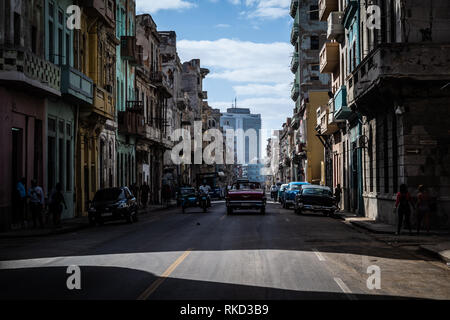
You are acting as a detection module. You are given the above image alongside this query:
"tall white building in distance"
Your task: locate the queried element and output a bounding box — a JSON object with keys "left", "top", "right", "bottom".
{"left": 220, "top": 107, "right": 264, "bottom": 183}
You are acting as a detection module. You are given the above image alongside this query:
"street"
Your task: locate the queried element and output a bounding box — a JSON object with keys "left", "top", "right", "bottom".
{"left": 1, "top": 200, "right": 449, "bottom": 300}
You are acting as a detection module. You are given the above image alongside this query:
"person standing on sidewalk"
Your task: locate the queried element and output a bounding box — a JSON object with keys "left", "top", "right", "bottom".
{"left": 394, "top": 184, "right": 414, "bottom": 235}
{"left": 334, "top": 184, "right": 342, "bottom": 211}
{"left": 416, "top": 185, "right": 431, "bottom": 235}
{"left": 49, "top": 183, "right": 67, "bottom": 227}
{"left": 28, "top": 180, "right": 45, "bottom": 229}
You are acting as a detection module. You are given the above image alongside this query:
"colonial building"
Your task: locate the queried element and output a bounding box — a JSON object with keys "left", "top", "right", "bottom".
{"left": 290, "top": 0, "right": 331, "bottom": 184}
{"left": 73, "top": 1, "right": 117, "bottom": 216}
{"left": 318, "top": 0, "right": 450, "bottom": 227}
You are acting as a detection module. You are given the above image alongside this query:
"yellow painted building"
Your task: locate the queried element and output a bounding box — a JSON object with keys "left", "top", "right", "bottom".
{"left": 303, "top": 90, "right": 328, "bottom": 185}
{"left": 74, "top": 5, "right": 117, "bottom": 215}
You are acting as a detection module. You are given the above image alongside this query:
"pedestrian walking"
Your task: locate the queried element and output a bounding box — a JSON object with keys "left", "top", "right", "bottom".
{"left": 28, "top": 180, "right": 45, "bottom": 228}
{"left": 334, "top": 184, "right": 342, "bottom": 211}
{"left": 141, "top": 181, "right": 150, "bottom": 208}
{"left": 15, "top": 177, "right": 27, "bottom": 227}
{"left": 394, "top": 184, "right": 414, "bottom": 235}
{"left": 416, "top": 185, "right": 431, "bottom": 235}
{"left": 49, "top": 183, "right": 67, "bottom": 227}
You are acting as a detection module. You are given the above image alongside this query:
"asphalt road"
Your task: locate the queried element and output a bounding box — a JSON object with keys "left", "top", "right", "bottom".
{"left": 1, "top": 200, "right": 449, "bottom": 300}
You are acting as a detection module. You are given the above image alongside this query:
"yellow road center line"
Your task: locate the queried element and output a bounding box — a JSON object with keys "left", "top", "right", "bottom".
{"left": 137, "top": 248, "right": 192, "bottom": 300}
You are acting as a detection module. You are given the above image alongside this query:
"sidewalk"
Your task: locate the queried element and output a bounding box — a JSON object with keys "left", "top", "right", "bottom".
{"left": 0, "top": 200, "right": 176, "bottom": 239}
{"left": 336, "top": 211, "right": 450, "bottom": 264}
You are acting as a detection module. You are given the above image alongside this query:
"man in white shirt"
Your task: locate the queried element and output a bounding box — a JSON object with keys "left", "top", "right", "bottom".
{"left": 28, "top": 180, "right": 45, "bottom": 228}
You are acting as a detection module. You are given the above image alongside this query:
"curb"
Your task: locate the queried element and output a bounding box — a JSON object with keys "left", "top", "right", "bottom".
{"left": 0, "top": 223, "right": 88, "bottom": 239}
{"left": 419, "top": 245, "right": 450, "bottom": 264}
{"left": 0, "top": 204, "right": 177, "bottom": 239}
{"left": 349, "top": 221, "right": 396, "bottom": 235}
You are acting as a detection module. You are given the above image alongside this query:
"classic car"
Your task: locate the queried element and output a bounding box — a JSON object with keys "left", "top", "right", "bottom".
{"left": 283, "top": 182, "right": 310, "bottom": 208}
{"left": 88, "top": 187, "right": 139, "bottom": 225}
{"left": 278, "top": 184, "right": 289, "bottom": 204}
{"left": 226, "top": 179, "right": 266, "bottom": 215}
{"left": 294, "top": 185, "right": 337, "bottom": 216}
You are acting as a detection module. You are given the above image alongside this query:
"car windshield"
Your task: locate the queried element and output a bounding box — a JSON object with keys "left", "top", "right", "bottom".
{"left": 232, "top": 182, "right": 260, "bottom": 190}
{"left": 93, "top": 188, "right": 123, "bottom": 202}
{"left": 290, "top": 184, "right": 303, "bottom": 190}
{"left": 302, "top": 188, "right": 332, "bottom": 196}
{"left": 180, "top": 188, "right": 196, "bottom": 195}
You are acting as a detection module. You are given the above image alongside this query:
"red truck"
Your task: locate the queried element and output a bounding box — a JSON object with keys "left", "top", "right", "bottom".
{"left": 225, "top": 179, "right": 267, "bottom": 215}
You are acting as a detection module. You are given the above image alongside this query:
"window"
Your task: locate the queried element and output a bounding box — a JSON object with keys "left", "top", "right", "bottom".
{"left": 310, "top": 5, "right": 319, "bottom": 20}
{"left": 31, "top": 26, "right": 37, "bottom": 54}
{"left": 14, "top": 13, "right": 21, "bottom": 46}
{"left": 66, "top": 140, "right": 71, "bottom": 191}
{"left": 310, "top": 36, "right": 319, "bottom": 50}
{"left": 49, "top": 21, "right": 54, "bottom": 63}
{"left": 311, "top": 64, "right": 320, "bottom": 72}
{"left": 66, "top": 34, "right": 70, "bottom": 66}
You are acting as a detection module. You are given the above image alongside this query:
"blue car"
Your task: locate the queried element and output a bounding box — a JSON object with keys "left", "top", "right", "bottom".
{"left": 283, "top": 182, "right": 310, "bottom": 209}
{"left": 278, "top": 184, "right": 289, "bottom": 204}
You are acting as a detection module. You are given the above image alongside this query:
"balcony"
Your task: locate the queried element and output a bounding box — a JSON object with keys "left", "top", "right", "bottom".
{"left": 319, "top": 42, "right": 339, "bottom": 73}
{"left": 325, "top": 99, "right": 342, "bottom": 134}
{"left": 290, "top": 23, "right": 299, "bottom": 46}
{"left": 61, "top": 65, "right": 93, "bottom": 105}
{"left": 319, "top": 0, "right": 338, "bottom": 21}
{"left": 334, "top": 86, "right": 352, "bottom": 120}
{"left": 120, "top": 36, "right": 142, "bottom": 66}
{"left": 290, "top": 0, "right": 299, "bottom": 18}
{"left": 351, "top": 43, "right": 450, "bottom": 105}
{"left": 82, "top": 0, "right": 115, "bottom": 28}
{"left": 290, "top": 53, "right": 299, "bottom": 73}
{"left": 118, "top": 106, "right": 145, "bottom": 137}
{"left": 327, "top": 12, "right": 344, "bottom": 41}
{"left": 151, "top": 71, "right": 173, "bottom": 97}
{"left": 93, "top": 86, "right": 115, "bottom": 120}
{"left": 291, "top": 83, "right": 300, "bottom": 102}
{"left": 0, "top": 47, "right": 60, "bottom": 96}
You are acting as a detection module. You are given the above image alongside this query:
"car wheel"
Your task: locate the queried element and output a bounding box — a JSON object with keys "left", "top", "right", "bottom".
{"left": 296, "top": 208, "right": 302, "bottom": 215}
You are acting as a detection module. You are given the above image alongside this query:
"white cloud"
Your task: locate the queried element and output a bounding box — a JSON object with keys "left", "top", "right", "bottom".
{"left": 177, "top": 38, "right": 292, "bottom": 83}
{"left": 231, "top": 0, "right": 291, "bottom": 20}
{"left": 215, "top": 24, "right": 231, "bottom": 28}
{"left": 135, "top": 0, "right": 195, "bottom": 14}
{"left": 177, "top": 38, "right": 294, "bottom": 133}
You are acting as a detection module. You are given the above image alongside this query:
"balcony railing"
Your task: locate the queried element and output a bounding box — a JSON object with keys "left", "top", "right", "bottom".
{"left": 351, "top": 43, "right": 450, "bottom": 104}
{"left": 120, "top": 36, "right": 142, "bottom": 65}
{"left": 334, "top": 86, "right": 352, "bottom": 120}
{"left": 290, "top": 0, "right": 299, "bottom": 18}
{"left": 151, "top": 71, "right": 173, "bottom": 96}
{"left": 61, "top": 65, "right": 93, "bottom": 105}
{"left": 81, "top": 0, "right": 115, "bottom": 28}
{"left": 327, "top": 11, "right": 344, "bottom": 40}
{"left": 290, "top": 53, "right": 299, "bottom": 73}
{"left": 291, "top": 83, "right": 299, "bottom": 102}
{"left": 118, "top": 108, "right": 145, "bottom": 137}
{"left": 290, "top": 23, "right": 299, "bottom": 45}
{"left": 0, "top": 47, "right": 60, "bottom": 95}
{"left": 319, "top": 42, "right": 339, "bottom": 73}
{"left": 93, "top": 86, "right": 115, "bottom": 120}
{"left": 319, "top": 0, "right": 339, "bottom": 22}
{"left": 125, "top": 100, "right": 144, "bottom": 113}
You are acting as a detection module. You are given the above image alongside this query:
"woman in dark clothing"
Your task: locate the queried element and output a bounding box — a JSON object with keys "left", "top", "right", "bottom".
{"left": 50, "top": 183, "right": 67, "bottom": 227}
{"left": 394, "top": 184, "right": 414, "bottom": 235}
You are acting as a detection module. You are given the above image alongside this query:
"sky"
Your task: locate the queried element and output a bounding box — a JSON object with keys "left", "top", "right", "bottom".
{"left": 136, "top": 0, "right": 295, "bottom": 147}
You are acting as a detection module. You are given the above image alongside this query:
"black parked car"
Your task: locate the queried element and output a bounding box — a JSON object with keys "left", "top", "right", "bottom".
{"left": 294, "top": 185, "right": 337, "bottom": 216}
{"left": 88, "top": 187, "right": 139, "bottom": 225}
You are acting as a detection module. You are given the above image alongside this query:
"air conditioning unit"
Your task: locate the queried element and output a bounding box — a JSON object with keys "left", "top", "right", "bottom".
{"left": 327, "top": 12, "right": 344, "bottom": 41}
